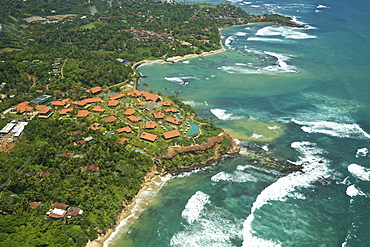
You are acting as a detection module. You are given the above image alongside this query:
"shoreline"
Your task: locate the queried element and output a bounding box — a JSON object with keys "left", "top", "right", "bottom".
{"left": 85, "top": 166, "right": 170, "bottom": 247}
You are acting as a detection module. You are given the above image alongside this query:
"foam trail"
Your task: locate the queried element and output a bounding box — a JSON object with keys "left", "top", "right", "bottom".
{"left": 242, "top": 141, "right": 329, "bottom": 247}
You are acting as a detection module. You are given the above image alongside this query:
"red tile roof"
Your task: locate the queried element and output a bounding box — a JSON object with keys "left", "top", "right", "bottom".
{"left": 89, "top": 123, "right": 101, "bottom": 130}
{"left": 123, "top": 108, "right": 136, "bottom": 115}
{"left": 127, "top": 116, "right": 142, "bottom": 122}
{"left": 15, "top": 102, "right": 33, "bottom": 114}
{"left": 161, "top": 101, "right": 171, "bottom": 106}
{"left": 109, "top": 93, "right": 125, "bottom": 100}
{"left": 140, "top": 132, "right": 158, "bottom": 142}
{"left": 91, "top": 106, "right": 106, "bottom": 112}
{"left": 166, "top": 117, "right": 181, "bottom": 125}
{"left": 164, "top": 108, "right": 179, "bottom": 113}
{"left": 35, "top": 105, "right": 52, "bottom": 115}
{"left": 126, "top": 89, "right": 142, "bottom": 97}
{"left": 35, "top": 90, "right": 44, "bottom": 93}
{"left": 51, "top": 101, "right": 66, "bottom": 107}
{"left": 139, "top": 101, "right": 148, "bottom": 105}
{"left": 142, "top": 91, "right": 159, "bottom": 101}
{"left": 153, "top": 112, "right": 164, "bottom": 119}
{"left": 59, "top": 108, "right": 73, "bottom": 115}
{"left": 108, "top": 100, "right": 119, "bottom": 107}
{"left": 116, "top": 126, "right": 133, "bottom": 133}
{"left": 145, "top": 121, "right": 157, "bottom": 129}
{"left": 77, "top": 110, "right": 89, "bottom": 117}
{"left": 85, "top": 86, "right": 102, "bottom": 94}
{"left": 163, "top": 129, "right": 181, "bottom": 139}
{"left": 102, "top": 116, "right": 117, "bottom": 123}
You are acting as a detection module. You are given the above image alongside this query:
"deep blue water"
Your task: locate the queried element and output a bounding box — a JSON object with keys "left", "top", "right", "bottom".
{"left": 107, "top": 0, "right": 370, "bottom": 246}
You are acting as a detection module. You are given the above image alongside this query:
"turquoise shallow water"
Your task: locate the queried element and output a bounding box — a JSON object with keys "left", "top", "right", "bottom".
{"left": 108, "top": 0, "right": 370, "bottom": 246}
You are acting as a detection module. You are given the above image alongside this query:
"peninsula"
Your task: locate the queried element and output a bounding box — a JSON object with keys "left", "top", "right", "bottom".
{"left": 0, "top": 0, "right": 303, "bottom": 246}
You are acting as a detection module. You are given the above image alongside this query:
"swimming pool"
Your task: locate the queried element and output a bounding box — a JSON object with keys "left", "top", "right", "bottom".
{"left": 186, "top": 122, "right": 199, "bottom": 137}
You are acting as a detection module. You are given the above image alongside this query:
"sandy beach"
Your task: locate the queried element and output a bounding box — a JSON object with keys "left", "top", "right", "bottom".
{"left": 133, "top": 46, "right": 227, "bottom": 69}
{"left": 86, "top": 165, "right": 169, "bottom": 247}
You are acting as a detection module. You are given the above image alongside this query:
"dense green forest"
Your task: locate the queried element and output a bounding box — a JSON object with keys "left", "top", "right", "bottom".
{"left": 0, "top": 0, "right": 301, "bottom": 245}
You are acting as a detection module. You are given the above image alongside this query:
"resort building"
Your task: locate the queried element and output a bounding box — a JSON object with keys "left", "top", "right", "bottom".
{"left": 153, "top": 112, "right": 164, "bottom": 119}
{"left": 109, "top": 93, "right": 125, "bottom": 100}
{"left": 140, "top": 132, "right": 158, "bottom": 142}
{"left": 108, "top": 100, "right": 119, "bottom": 107}
{"left": 127, "top": 116, "right": 142, "bottom": 122}
{"left": 116, "top": 126, "right": 133, "bottom": 133}
{"left": 91, "top": 106, "right": 106, "bottom": 112}
{"left": 123, "top": 108, "right": 136, "bottom": 115}
{"left": 145, "top": 121, "right": 157, "bottom": 129}
{"left": 163, "top": 129, "right": 181, "bottom": 140}
{"left": 102, "top": 116, "right": 117, "bottom": 123}
{"left": 166, "top": 116, "right": 181, "bottom": 125}
{"left": 85, "top": 86, "right": 102, "bottom": 94}
{"left": 77, "top": 110, "right": 89, "bottom": 117}
{"left": 59, "top": 108, "right": 73, "bottom": 115}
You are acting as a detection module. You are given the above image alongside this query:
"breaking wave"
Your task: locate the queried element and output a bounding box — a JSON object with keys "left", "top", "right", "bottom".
{"left": 348, "top": 164, "right": 370, "bottom": 181}
{"left": 242, "top": 141, "right": 330, "bottom": 246}
{"left": 292, "top": 119, "right": 370, "bottom": 139}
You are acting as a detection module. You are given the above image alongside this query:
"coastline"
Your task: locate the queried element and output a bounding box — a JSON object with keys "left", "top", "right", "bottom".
{"left": 87, "top": 132, "right": 240, "bottom": 247}
{"left": 86, "top": 166, "right": 170, "bottom": 247}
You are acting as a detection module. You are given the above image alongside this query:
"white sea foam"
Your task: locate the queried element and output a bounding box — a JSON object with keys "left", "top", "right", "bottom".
{"left": 242, "top": 141, "right": 330, "bottom": 247}
{"left": 211, "top": 171, "right": 258, "bottom": 183}
{"left": 219, "top": 65, "right": 261, "bottom": 74}
{"left": 104, "top": 175, "right": 171, "bottom": 247}
{"left": 183, "top": 60, "right": 190, "bottom": 64}
{"left": 235, "top": 31, "right": 248, "bottom": 36}
{"left": 355, "top": 147, "right": 368, "bottom": 158}
{"left": 225, "top": 36, "right": 235, "bottom": 48}
{"left": 346, "top": 185, "right": 367, "bottom": 197}
{"left": 348, "top": 164, "right": 370, "bottom": 181}
{"left": 164, "top": 76, "right": 199, "bottom": 84}
{"left": 292, "top": 119, "right": 370, "bottom": 139}
{"left": 317, "top": 4, "right": 328, "bottom": 9}
{"left": 172, "top": 197, "right": 242, "bottom": 247}
{"left": 210, "top": 108, "right": 233, "bottom": 120}
{"left": 256, "top": 26, "right": 316, "bottom": 39}
{"left": 263, "top": 51, "right": 297, "bottom": 73}
{"left": 182, "top": 191, "right": 210, "bottom": 225}
{"left": 250, "top": 133, "right": 264, "bottom": 139}
{"left": 183, "top": 100, "right": 207, "bottom": 107}
{"left": 247, "top": 37, "right": 286, "bottom": 42}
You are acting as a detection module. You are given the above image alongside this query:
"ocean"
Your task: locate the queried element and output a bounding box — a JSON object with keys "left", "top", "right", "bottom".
{"left": 107, "top": 0, "right": 370, "bottom": 246}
